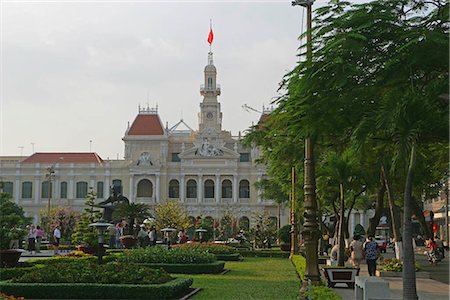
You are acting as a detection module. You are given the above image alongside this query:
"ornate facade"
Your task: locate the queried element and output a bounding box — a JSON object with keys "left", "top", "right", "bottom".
{"left": 0, "top": 51, "right": 289, "bottom": 229}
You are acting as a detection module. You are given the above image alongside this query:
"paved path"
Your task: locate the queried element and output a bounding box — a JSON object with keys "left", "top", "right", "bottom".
{"left": 330, "top": 248, "right": 450, "bottom": 300}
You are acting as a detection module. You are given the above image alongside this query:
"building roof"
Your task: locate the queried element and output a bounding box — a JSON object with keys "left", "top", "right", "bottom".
{"left": 127, "top": 114, "right": 165, "bottom": 136}
{"left": 21, "top": 153, "right": 104, "bottom": 164}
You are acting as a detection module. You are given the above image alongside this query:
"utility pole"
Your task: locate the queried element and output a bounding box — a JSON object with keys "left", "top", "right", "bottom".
{"left": 292, "top": 0, "right": 321, "bottom": 287}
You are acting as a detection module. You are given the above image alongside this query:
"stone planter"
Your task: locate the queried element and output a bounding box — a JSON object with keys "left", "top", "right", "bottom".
{"left": 322, "top": 267, "right": 360, "bottom": 288}
{"left": 279, "top": 243, "right": 291, "bottom": 252}
{"left": 376, "top": 270, "right": 431, "bottom": 278}
{"left": 0, "top": 249, "right": 22, "bottom": 267}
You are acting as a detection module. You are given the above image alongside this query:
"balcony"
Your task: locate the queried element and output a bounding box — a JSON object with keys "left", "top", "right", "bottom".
{"left": 200, "top": 84, "right": 221, "bottom": 95}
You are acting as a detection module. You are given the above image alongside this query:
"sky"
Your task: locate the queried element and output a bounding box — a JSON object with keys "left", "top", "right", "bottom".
{"left": 0, "top": 0, "right": 336, "bottom": 159}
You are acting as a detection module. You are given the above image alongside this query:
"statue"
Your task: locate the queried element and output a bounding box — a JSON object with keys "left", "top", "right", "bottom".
{"left": 98, "top": 185, "right": 129, "bottom": 221}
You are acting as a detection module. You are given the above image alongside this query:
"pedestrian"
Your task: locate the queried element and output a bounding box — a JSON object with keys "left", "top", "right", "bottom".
{"left": 9, "top": 225, "right": 21, "bottom": 249}
{"left": 35, "top": 225, "right": 44, "bottom": 253}
{"left": 149, "top": 226, "right": 156, "bottom": 246}
{"left": 349, "top": 235, "right": 363, "bottom": 268}
{"left": 363, "top": 236, "right": 379, "bottom": 276}
{"left": 137, "top": 225, "right": 148, "bottom": 247}
{"left": 329, "top": 244, "right": 339, "bottom": 266}
{"left": 115, "top": 223, "right": 124, "bottom": 249}
{"left": 434, "top": 236, "right": 445, "bottom": 258}
{"left": 53, "top": 224, "right": 61, "bottom": 255}
{"left": 27, "top": 225, "right": 37, "bottom": 254}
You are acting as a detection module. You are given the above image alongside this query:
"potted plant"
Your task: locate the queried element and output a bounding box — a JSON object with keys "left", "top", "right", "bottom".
{"left": 0, "top": 192, "right": 30, "bottom": 267}
{"left": 71, "top": 191, "right": 102, "bottom": 254}
{"left": 278, "top": 224, "right": 291, "bottom": 252}
{"left": 114, "top": 202, "right": 151, "bottom": 248}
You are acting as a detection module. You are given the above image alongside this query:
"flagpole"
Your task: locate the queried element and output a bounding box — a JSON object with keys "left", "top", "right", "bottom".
{"left": 209, "top": 19, "right": 212, "bottom": 52}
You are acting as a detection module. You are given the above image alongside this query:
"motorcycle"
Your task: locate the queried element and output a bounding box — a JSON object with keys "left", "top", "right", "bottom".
{"left": 425, "top": 248, "right": 444, "bottom": 264}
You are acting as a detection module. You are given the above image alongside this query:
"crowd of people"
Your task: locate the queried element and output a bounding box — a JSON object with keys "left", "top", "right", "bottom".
{"left": 12, "top": 224, "right": 61, "bottom": 255}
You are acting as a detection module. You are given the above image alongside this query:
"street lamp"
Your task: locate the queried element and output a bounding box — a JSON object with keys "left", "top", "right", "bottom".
{"left": 161, "top": 228, "right": 176, "bottom": 249}
{"left": 292, "top": 0, "right": 321, "bottom": 287}
{"left": 45, "top": 166, "right": 55, "bottom": 240}
{"left": 89, "top": 220, "right": 113, "bottom": 264}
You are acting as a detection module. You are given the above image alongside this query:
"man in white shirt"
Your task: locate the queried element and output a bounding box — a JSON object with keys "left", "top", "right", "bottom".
{"left": 53, "top": 224, "right": 61, "bottom": 255}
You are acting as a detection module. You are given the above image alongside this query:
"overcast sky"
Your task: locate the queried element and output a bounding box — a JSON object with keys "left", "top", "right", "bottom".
{"left": 1, "top": 0, "right": 340, "bottom": 159}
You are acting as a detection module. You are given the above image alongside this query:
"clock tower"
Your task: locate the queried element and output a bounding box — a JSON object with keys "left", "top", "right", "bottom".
{"left": 199, "top": 51, "right": 222, "bottom": 133}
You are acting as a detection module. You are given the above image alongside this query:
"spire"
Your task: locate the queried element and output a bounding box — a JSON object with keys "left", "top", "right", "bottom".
{"left": 208, "top": 51, "right": 214, "bottom": 66}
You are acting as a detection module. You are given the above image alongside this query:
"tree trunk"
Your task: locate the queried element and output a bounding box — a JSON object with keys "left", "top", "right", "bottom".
{"left": 337, "top": 183, "right": 346, "bottom": 266}
{"left": 411, "top": 197, "right": 432, "bottom": 240}
{"left": 367, "top": 173, "right": 386, "bottom": 237}
{"left": 381, "top": 163, "right": 402, "bottom": 259}
{"left": 403, "top": 145, "right": 418, "bottom": 300}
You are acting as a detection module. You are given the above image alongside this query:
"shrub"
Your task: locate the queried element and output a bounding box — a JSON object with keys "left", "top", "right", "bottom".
{"left": 238, "top": 250, "right": 289, "bottom": 258}
{"left": 278, "top": 224, "right": 291, "bottom": 244}
{"left": 380, "top": 258, "right": 421, "bottom": 272}
{"left": 118, "top": 246, "right": 216, "bottom": 264}
{"left": 0, "top": 292, "right": 25, "bottom": 300}
{"left": 13, "top": 260, "right": 172, "bottom": 284}
{"left": 171, "top": 242, "right": 237, "bottom": 254}
{"left": 291, "top": 255, "right": 306, "bottom": 281}
{"left": 0, "top": 265, "right": 45, "bottom": 281}
{"left": 310, "top": 286, "right": 343, "bottom": 300}
{"left": 139, "top": 261, "right": 226, "bottom": 274}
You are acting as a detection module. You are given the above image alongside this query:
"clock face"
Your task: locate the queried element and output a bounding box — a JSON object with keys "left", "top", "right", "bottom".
{"left": 206, "top": 112, "right": 214, "bottom": 119}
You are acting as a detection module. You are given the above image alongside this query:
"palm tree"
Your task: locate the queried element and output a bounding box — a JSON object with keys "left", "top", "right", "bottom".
{"left": 113, "top": 202, "right": 151, "bottom": 235}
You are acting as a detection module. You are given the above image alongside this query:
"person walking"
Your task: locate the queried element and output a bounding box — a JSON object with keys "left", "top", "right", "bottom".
{"left": 364, "top": 236, "right": 379, "bottom": 276}
{"left": 149, "top": 226, "right": 156, "bottom": 246}
{"left": 115, "top": 223, "right": 124, "bottom": 249}
{"left": 349, "top": 235, "right": 363, "bottom": 268}
{"left": 53, "top": 224, "right": 61, "bottom": 255}
{"left": 27, "top": 225, "right": 37, "bottom": 254}
{"left": 35, "top": 226, "right": 44, "bottom": 253}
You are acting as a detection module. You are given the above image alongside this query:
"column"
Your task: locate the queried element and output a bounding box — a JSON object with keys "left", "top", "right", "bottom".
{"left": 34, "top": 176, "right": 40, "bottom": 205}
{"left": 129, "top": 175, "right": 134, "bottom": 202}
{"left": 215, "top": 174, "right": 220, "bottom": 203}
{"left": 69, "top": 177, "right": 75, "bottom": 199}
{"left": 233, "top": 175, "right": 238, "bottom": 203}
{"left": 180, "top": 174, "right": 185, "bottom": 203}
{"left": 15, "top": 177, "right": 20, "bottom": 204}
{"left": 257, "top": 174, "right": 262, "bottom": 203}
{"left": 360, "top": 212, "right": 366, "bottom": 229}
{"left": 156, "top": 174, "right": 160, "bottom": 203}
{"left": 197, "top": 174, "right": 203, "bottom": 203}
{"left": 90, "top": 177, "right": 95, "bottom": 191}
{"left": 350, "top": 212, "right": 356, "bottom": 238}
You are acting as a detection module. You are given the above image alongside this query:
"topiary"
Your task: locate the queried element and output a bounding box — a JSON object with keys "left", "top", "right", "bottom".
{"left": 278, "top": 224, "right": 291, "bottom": 244}
{"left": 71, "top": 190, "right": 102, "bottom": 247}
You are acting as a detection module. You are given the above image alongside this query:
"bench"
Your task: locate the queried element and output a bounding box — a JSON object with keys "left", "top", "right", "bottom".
{"left": 355, "top": 276, "right": 390, "bottom": 300}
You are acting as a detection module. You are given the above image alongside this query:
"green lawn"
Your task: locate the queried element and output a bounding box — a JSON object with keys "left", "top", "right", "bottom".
{"left": 176, "top": 257, "right": 299, "bottom": 300}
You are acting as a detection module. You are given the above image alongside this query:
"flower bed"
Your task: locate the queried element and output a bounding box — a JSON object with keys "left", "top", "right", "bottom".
{"left": 380, "top": 258, "right": 421, "bottom": 272}
{"left": 118, "top": 246, "right": 216, "bottom": 264}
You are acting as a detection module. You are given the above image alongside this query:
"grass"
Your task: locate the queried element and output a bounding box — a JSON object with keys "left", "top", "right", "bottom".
{"left": 176, "top": 257, "right": 299, "bottom": 300}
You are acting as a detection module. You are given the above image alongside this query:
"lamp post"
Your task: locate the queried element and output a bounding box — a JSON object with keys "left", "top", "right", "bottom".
{"left": 89, "top": 220, "right": 113, "bottom": 264}
{"left": 45, "top": 166, "right": 55, "bottom": 240}
{"left": 292, "top": 0, "right": 321, "bottom": 287}
{"left": 195, "top": 228, "right": 208, "bottom": 243}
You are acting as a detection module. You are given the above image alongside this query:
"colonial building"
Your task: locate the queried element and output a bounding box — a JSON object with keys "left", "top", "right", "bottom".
{"left": 0, "top": 50, "right": 289, "bottom": 230}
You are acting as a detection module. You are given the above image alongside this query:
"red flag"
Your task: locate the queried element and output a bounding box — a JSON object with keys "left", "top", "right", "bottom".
{"left": 207, "top": 28, "right": 214, "bottom": 45}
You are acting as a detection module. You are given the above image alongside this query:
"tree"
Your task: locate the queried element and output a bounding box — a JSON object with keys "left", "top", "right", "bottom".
{"left": 71, "top": 190, "right": 102, "bottom": 247}
{"left": 0, "top": 192, "right": 31, "bottom": 249}
{"left": 154, "top": 200, "right": 190, "bottom": 232}
{"left": 40, "top": 207, "right": 80, "bottom": 242}
{"left": 113, "top": 202, "right": 151, "bottom": 235}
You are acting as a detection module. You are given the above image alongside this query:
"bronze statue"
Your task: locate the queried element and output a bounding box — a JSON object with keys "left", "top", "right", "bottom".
{"left": 98, "top": 185, "right": 129, "bottom": 221}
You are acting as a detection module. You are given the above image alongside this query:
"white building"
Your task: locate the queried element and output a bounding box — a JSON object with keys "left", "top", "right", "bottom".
{"left": 0, "top": 50, "right": 289, "bottom": 229}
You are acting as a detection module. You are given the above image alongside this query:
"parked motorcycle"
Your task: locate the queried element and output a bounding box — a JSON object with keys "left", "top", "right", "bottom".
{"left": 425, "top": 248, "right": 444, "bottom": 264}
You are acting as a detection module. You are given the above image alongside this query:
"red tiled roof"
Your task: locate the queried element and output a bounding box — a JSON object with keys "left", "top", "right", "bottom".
{"left": 127, "top": 114, "right": 165, "bottom": 135}
{"left": 21, "top": 153, "right": 103, "bottom": 164}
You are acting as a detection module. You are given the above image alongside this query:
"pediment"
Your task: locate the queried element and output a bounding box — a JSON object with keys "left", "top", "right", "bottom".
{"left": 179, "top": 145, "right": 239, "bottom": 160}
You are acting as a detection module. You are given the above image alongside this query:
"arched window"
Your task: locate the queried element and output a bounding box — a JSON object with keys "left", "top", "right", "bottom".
{"left": 76, "top": 181, "right": 88, "bottom": 198}
{"left": 239, "top": 180, "right": 250, "bottom": 198}
{"left": 137, "top": 179, "right": 153, "bottom": 197}
{"left": 60, "top": 182, "right": 67, "bottom": 199}
{"left": 97, "top": 182, "right": 104, "bottom": 198}
{"left": 169, "top": 179, "right": 179, "bottom": 198}
{"left": 207, "top": 77, "right": 212, "bottom": 88}
{"left": 22, "top": 182, "right": 32, "bottom": 199}
{"left": 204, "top": 179, "right": 214, "bottom": 198}
{"left": 3, "top": 182, "right": 13, "bottom": 197}
{"left": 221, "top": 179, "right": 232, "bottom": 198}
{"left": 112, "top": 179, "right": 122, "bottom": 194}
{"left": 186, "top": 179, "right": 197, "bottom": 198}
{"left": 41, "top": 181, "right": 52, "bottom": 198}
{"left": 239, "top": 216, "right": 250, "bottom": 231}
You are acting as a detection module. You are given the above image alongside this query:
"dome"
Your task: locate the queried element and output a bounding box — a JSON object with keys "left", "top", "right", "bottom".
{"left": 204, "top": 64, "right": 216, "bottom": 72}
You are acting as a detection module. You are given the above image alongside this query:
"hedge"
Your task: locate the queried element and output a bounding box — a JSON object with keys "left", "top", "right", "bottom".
{"left": 238, "top": 250, "right": 289, "bottom": 258}
{"left": 0, "top": 264, "right": 45, "bottom": 281}
{"left": 138, "top": 261, "right": 225, "bottom": 274}
{"left": 215, "top": 253, "right": 242, "bottom": 261}
{"left": 0, "top": 277, "right": 193, "bottom": 299}
{"left": 291, "top": 255, "right": 306, "bottom": 281}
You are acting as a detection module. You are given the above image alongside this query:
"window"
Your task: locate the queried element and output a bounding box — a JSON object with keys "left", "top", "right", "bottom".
{"left": 137, "top": 179, "right": 153, "bottom": 197}
{"left": 60, "top": 182, "right": 67, "bottom": 199}
{"left": 3, "top": 182, "right": 13, "bottom": 197}
{"left": 169, "top": 180, "right": 179, "bottom": 198}
{"left": 171, "top": 153, "right": 181, "bottom": 162}
{"left": 41, "top": 181, "right": 53, "bottom": 198}
{"left": 112, "top": 179, "right": 122, "bottom": 194}
{"left": 239, "top": 180, "right": 250, "bottom": 198}
{"left": 239, "top": 153, "right": 250, "bottom": 162}
{"left": 207, "top": 77, "right": 212, "bottom": 88}
{"left": 204, "top": 179, "right": 214, "bottom": 198}
{"left": 76, "top": 182, "right": 88, "bottom": 198}
{"left": 22, "top": 182, "right": 32, "bottom": 199}
{"left": 97, "top": 182, "right": 104, "bottom": 198}
{"left": 221, "top": 180, "right": 232, "bottom": 198}
{"left": 186, "top": 179, "right": 197, "bottom": 198}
